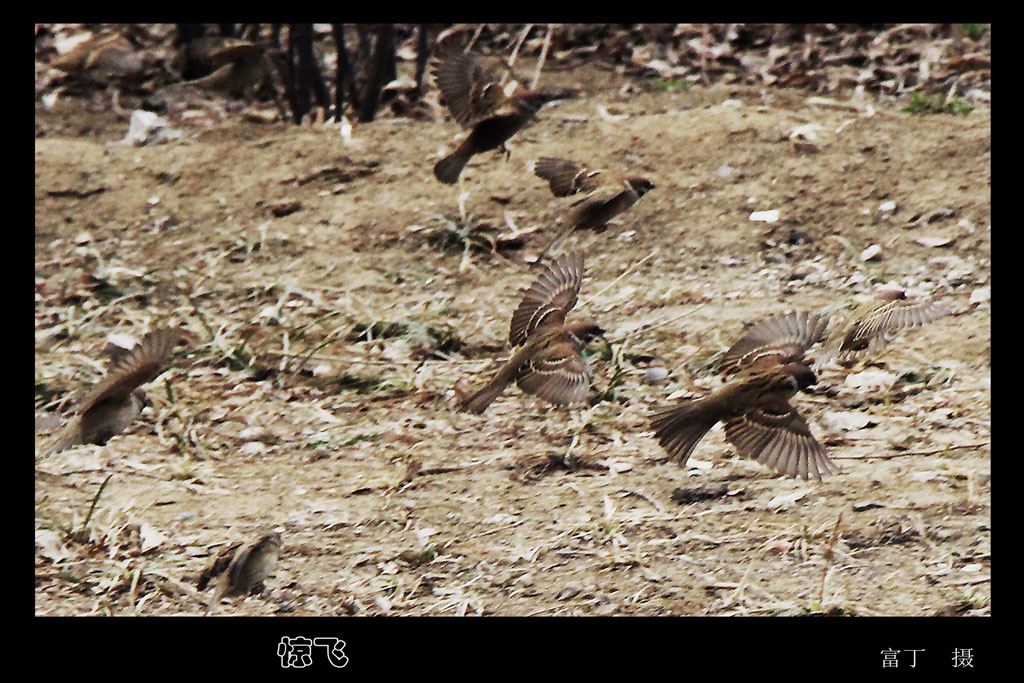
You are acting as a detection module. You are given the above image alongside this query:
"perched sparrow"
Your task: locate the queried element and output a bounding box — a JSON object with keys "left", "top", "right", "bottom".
{"left": 432, "top": 51, "right": 562, "bottom": 184}
{"left": 44, "top": 328, "right": 194, "bottom": 456}
{"left": 818, "top": 289, "right": 950, "bottom": 366}
{"left": 651, "top": 311, "right": 837, "bottom": 480}
{"left": 530, "top": 157, "right": 655, "bottom": 262}
{"left": 460, "top": 251, "right": 604, "bottom": 413}
{"left": 198, "top": 530, "right": 282, "bottom": 606}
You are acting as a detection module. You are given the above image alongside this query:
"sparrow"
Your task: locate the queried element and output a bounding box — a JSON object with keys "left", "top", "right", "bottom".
{"left": 44, "top": 328, "right": 194, "bottom": 456}
{"left": 650, "top": 310, "right": 837, "bottom": 480}
{"left": 460, "top": 251, "right": 604, "bottom": 413}
{"left": 49, "top": 32, "right": 148, "bottom": 87}
{"left": 198, "top": 530, "right": 282, "bottom": 606}
{"left": 432, "top": 51, "right": 563, "bottom": 184}
{"left": 818, "top": 289, "right": 950, "bottom": 366}
{"left": 531, "top": 157, "right": 655, "bottom": 262}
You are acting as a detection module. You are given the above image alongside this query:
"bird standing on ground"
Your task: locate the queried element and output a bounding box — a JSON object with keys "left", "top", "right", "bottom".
{"left": 432, "top": 51, "right": 563, "bottom": 184}
{"left": 650, "top": 310, "right": 837, "bottom": 480}
{"left": 530, "top": 157, "right": 655, "bottom": 263}
{"left": 460, "top": 251, "right": 604, "bottom": 414}
{"left": 43, "top": 327, "right": 194, "bottom": 456}
{"left": 198, "top": 530, "right": 282, "bottom": 607}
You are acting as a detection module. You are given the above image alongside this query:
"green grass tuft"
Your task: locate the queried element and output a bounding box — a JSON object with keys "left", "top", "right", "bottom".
{"left": 902, "top": 92, "right": 974, "bottom": 116}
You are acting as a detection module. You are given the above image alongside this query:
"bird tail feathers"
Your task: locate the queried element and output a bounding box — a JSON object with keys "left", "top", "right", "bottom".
{"left": 650, "top": 401, "right": 719, "bottom": 466}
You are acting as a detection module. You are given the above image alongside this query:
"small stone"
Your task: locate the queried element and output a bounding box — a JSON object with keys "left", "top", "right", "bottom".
{"left": 645, "top": 366, "right": 669, "bottom": 383}
{"left": 750, "top": 209, "right": 780, "bottom": 223}
{"left": 861, "top": 244, "right": 882, "bottom": 261}
{"left": 915, "top": 236, "right": 953, "bottom": 248}
{"left": 786, "top": 229, "right": 813, "bottom": 245}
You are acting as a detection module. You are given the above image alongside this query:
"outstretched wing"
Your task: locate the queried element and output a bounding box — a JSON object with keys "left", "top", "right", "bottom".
{"left": 719, "top": 310, "right": 830, "bottom": 376}
{"left": 820, "top": 297, "right": 949, "bottom": 364}
{"left": 431, "top": 51, "right": 506, "bottom": 127}
{"left": 197, "top": 541, "right": 243, "bottom": 591}
{"left": 76, "top": 328, "right": 191, "bottom": 415}
{"left": 509, "top": 251, "right": 584, "bottom": 346}
{"left": 722, "top": 395, "right": 836, "bottom": 480}
{"left": 515, "top": 336, "right": 590, "bottom": 405}
{"left": 532, "top": 157, "right": 607, "bottom": 197}
{"left": 849, "top": 299, "right": 949, "bottom": 348}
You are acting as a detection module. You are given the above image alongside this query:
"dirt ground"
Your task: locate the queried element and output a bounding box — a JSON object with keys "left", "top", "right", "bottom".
{"left": 34, "top": 62, "right": 990, "bottom": 617}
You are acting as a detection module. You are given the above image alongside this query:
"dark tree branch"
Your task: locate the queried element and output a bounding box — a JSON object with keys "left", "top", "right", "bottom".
{"left": 285, "top": 25, "right": 305, "bottom": 124}
{"left": 415, "top": 24, "right": 430, "bottom": 90}
{"left": 357, "top": 24, "right": 395, "bottom": 122}
{"left": 332, "top": 24, "right": 355, "bottom": 119}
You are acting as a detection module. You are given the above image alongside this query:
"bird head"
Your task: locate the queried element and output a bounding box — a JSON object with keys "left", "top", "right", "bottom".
{"left": 132, "top": 388, "right": 151, "bottom": 409}
{"left": 878, "top": 288, "right": 907, "bottom": 302}
{"left": 781, "top": 362, "right": 818, "bottom": 392}
{"left": 627, "top": 177, "right": 656, "bottom": 197}
{"left": 513, "top": 91, "right": 568, "bottom": 114}
{"left": 567, "top": 322, "right": 605, "bottom": 346}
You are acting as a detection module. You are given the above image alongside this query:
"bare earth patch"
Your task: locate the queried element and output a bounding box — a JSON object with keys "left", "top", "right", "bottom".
{"left": 35, "top": 69, "right": 990, "bottom": 617}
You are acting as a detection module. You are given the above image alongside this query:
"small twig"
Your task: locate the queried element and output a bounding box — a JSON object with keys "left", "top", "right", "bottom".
{"left": 531, "top": 24, "right": 554, "bottom": 91}
{"left": 263, "top": 350, "right": 491, "bottom": 366}
{"left": 79, "top": 473, "right": 114, "bottom": 539}
{"left": 578, "top": 248, "right": 659, "bottom": 309}
{"left": 563, "top": 432, "right": 582, "bottom": 461}
{"left": 286, "top": 326, "right": 351, "bottom": 376}
{"left": 819, "top": 511, "right": 843, "bottom": 607}
{"left": 617, "top": 488, "right": 665, "bottom": 514}
{"left": 418, "top": 464, "right": 474, "bottom": 477}
{"left": 39, "top": 467, "right": 184, "bottom": 483}
{"left": 604, "top": 302, "right": 706, "bottom": 346}
{"left": 177, "top": 285, "right": 217, "bottom": 342}
{"left": 831, "top": 443, "right": 988, "bottom": 460}
{"left": 464, "top": 24, "right": 486, "bottom": 53}
{"left": 506, "top": 24, "right": 534, "bottom": 79}
{"left": 730, "top": 562, "right": 755, "bottom": 607}
{"left": 50, "top": 290, "right": 150, "bottom": 337}
{"left": 461, "top": 520, "right": 523, "bottom": 541}
{"left": 525, "top": 604, "right": 562, "bottom": 616}
{"left": 128, "top": 565, "right": 142, "bottom": 612}
{"left": 590, "top": 336, "right": 626, "bottom": 404}
{"left": 944, "top": 576, "right": 991, "bottom": 587}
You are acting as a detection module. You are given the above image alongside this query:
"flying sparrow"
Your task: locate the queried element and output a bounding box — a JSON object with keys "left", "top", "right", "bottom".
{"left": 460, "top": 251, "right": 604, "bottom": 413}
{"left": 198, "top": 530, "right": 282, "bottom": 606}
{"left": 44, "top": 327, "right": 194, "bottom": 456}
{"left": 818, "top": 289, "right": 950, "bottom": 366}
{"left": 651, "top": 310, "right": 837, "bottom": 480}
{"left": 530, "top": 157, "right": 655, "bottom": 263}
{"left": 432, "top": 51, "right": 563, "bottom": 184}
